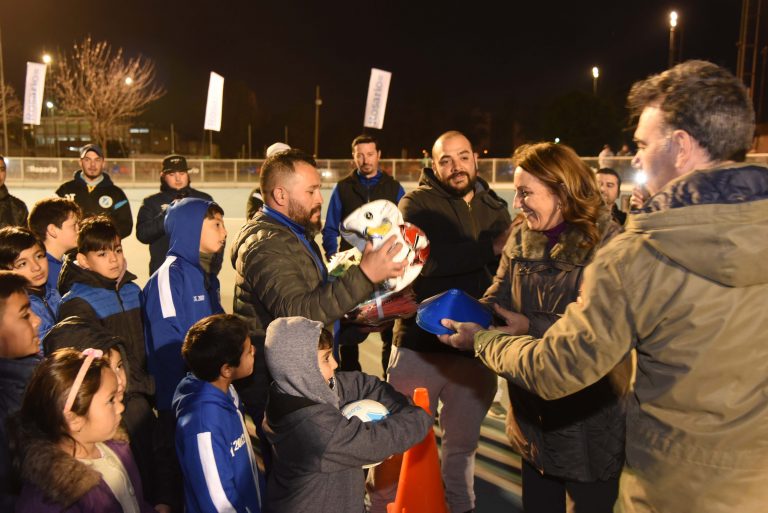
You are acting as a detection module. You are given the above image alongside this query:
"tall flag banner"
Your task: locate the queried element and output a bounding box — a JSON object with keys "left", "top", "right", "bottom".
{"left": 204, "top": 71, "right": 225, "bottom": 132}
{"left": 23, "top": 62, "right": 47, "bottom": 125}
{"left": 363, "top": 68, "right": 391, "bottom": 129}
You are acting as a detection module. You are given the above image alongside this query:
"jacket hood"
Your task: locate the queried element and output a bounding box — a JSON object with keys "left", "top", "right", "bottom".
{"left": 628, "top": 164, "right": 768, "bottom": 287}
{"left": 43, "top": 316, "right": 127, "bottom": 359}
{"left": 172, "top": 373, "right": 238, "bottom": 418}
{"left": 13, "top": 423, "right": 128, "bottom": 507}
{"left": 264, "top": 316, "right": 339, "bottom": 409}
{"left": 165, "top": 197, "right": 216, "bottom": 266}
{"left": 58, "top": 253, "right": 137, "bottom": 296}
{"left": 73, "top": 169, "right": 114, "bottom": 187}
{"left": 417, "top": 167, "right": 508, "bottom": 208}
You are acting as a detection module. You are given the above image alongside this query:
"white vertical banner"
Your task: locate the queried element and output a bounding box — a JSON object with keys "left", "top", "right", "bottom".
{"left": 204, "top": 71, "right": 225, "bottom": 132}
{"left": 363, "top": 68, "right": 392, "bottom": 129}
{"left": 23, "top": 62, "right": 47, "bottom": 125}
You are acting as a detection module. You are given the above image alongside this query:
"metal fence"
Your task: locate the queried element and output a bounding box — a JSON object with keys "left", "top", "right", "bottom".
{"left": 4, "top": 154, "right": 768, "bottom": 187}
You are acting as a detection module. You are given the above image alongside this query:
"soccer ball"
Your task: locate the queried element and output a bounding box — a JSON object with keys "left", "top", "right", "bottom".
{"left": 341, "top": 399, "right": 390, "bottom": 469}
{"left": 341, "top": 399, "right": 390, "bottom": 423}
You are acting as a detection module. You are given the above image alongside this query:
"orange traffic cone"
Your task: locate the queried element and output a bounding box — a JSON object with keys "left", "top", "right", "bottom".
{"left": 386, "top": 387, "right": 448, "bottom": 513}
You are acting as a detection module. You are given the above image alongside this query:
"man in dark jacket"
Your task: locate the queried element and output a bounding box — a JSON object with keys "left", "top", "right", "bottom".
{"left": 136, "top": 154, "right": 213, "bottom": 274}
{"left": 0, "top": 156, "right": 28, "bottom": 229}
{"left": 321, "top": 135, "right": 406, "bottom": 374}
{"left": 440, "top": 61, "right": 768, "bottom": 513}
{"left": 230, "top": 149, "right": 407, "bottom": 436}
{"left": 371, "top": 131, "right": 512, "bottom": 513}
{"left": 55, "top": 144, "right": 133, "bottom": 239}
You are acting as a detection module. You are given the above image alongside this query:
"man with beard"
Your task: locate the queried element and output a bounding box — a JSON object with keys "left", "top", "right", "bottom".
{"left": 230, "top": 148, "right": 406, "bottom": 460}
{"left": 322, "top": 134, "right": 406, "bottom": 374}
{"left": 136, "top": 154, "right": 213, "bottom": 274}
{"left": 56, "top": 144, "right": 133, "bottom": 239}
{"left": 439, "top": 61, "right": 768, "bottom": 512}
{"left": 369, "top": 131, "right": 512, "bottom": 513}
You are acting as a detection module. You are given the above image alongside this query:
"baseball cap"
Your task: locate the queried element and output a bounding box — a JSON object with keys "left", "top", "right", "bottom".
{"left": 266, "top": 142, "right": 291, "bottom": 157}
{"left": 79, "top": 144, "right": 103, "bottom": 159}
{"left": 162, "top": 154, "right": 190, "bottom": 173}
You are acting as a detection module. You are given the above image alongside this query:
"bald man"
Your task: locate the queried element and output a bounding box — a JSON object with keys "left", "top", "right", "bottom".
{"left": 370, "top": 131, "right": 512, "bottom": 513}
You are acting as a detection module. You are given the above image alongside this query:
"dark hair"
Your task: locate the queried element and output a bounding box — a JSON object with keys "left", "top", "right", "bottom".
{"left": 16, "top": 348, "right": 109, "bottom": 454}
{"left": 77, "top": 216, "right": 120, "bottom": 253}
{"left": 513, "top": 142, "right": 603, "bottom": 249}
{"left": 596, "top": 168, "right": 622, "bottom": 189}
{"left": 182, "top": 314, "right": 249, "bottom": 382}
{"left": 318, "top": 328, "right": 333, "bottom": 350}
{"left": 205, "top": 202, "right": 224, "bottom": 220}
{"left": 627, "top": 60, "right": 754, "bottom": 161}
{"left": 351, "top": 135, "right": 378, "bottom": 152}
{"left": 0, "top": 227, "right": 45, "bottom": 270}
{"left": 0, "top": 271, "right": 29, "bottom": 318}
{"left": 259, "top": 149, "right": 317, "bottom": 199}
{"left": 28, "top": 197, "right": 82, "bottom": 241}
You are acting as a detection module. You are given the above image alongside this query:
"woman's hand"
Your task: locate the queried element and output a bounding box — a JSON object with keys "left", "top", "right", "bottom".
{"left": 492, "top": 304, "right": 529, "bottom": 335}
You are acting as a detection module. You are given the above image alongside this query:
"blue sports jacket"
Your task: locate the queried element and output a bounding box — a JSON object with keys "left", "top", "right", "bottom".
{"left": 143, "top": 198, "right": 224, "bottom": 411}
{"left": 174, "top": 374, "right": 263, "bottom": 513}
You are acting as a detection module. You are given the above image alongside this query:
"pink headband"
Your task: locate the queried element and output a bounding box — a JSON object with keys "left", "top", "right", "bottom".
{"left": 63, "top": 348, "right": 104, "bottom": 414}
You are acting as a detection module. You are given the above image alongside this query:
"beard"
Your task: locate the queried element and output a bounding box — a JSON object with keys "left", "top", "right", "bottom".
{"left": 442, "top": 171, "right": 477, "bottom": 197}
{"left": 288, "top": 199, "right": 322, "bottom": 236}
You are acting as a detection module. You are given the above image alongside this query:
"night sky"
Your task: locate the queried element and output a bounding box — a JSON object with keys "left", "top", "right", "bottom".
{"left": 1, "top": 0, "right": 747, "bottom": 157}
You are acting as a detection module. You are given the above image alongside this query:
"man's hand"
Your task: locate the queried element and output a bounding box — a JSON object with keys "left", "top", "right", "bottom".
{"left": 359, "top": 235, "right": 406, "bottom": 284}
{"left": 492, "top": 224, "right": 513, "bottom": 256}
{"left": 630, "top": 185, "right": 650, "bottom": 210}
{"left": 492, "top": 304, "right": 529, "bottom": 335}
{"left": 437, "top": 319, "right": 483, "bottom": 350}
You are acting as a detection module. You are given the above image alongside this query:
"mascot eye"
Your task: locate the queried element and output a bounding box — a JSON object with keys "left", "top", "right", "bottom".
{"left": 365, "top": 212, "right": 373, "bottom": 220}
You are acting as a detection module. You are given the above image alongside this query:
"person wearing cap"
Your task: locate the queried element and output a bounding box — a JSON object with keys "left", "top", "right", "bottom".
{"left": 55, "top": 144, "right": 133, "bottom": 239}
{"left": 136, "top": 155, "right": 213, "bottom": 274}
{"left": 245, "top": 142, "right": 290, "bottom": 219}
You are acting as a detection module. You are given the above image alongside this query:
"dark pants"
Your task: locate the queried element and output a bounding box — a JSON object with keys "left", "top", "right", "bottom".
{"left": 122, "top": 394, "right": 157, "bottom": 505}
{"left": 521, "top": 459, "right": 618, "bottom": 513}
{"left": 154, "top": 410, "right": 184, "bottom": 512}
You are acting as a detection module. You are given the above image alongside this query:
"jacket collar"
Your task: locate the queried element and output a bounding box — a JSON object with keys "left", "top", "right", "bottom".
{"left": 18, "top": 428, "right": 128, "bottom": 507}
{"left": 509, "top": 206, "right": 614, "bottom": 265}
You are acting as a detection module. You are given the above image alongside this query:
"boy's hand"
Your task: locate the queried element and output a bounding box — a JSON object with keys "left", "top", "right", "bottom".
{"left": 359, "top": 235, "right": 406, "bottom": 284}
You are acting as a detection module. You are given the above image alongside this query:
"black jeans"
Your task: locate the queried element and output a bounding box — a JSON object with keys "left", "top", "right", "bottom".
{"left": 521, "top": 459, "right": 618, "bottom": 513}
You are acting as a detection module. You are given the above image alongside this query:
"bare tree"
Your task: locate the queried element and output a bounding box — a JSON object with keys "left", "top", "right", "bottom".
{"left": 53, "top": 37, "right": 165, "bottom": 154}
{"left": 1, "top": 83, "right": 22, "bottom": 121}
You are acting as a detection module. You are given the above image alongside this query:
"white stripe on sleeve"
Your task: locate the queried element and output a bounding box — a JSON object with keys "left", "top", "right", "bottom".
{"left": 158, "top": 256, "right": 177, "bottom": 318}
{"left": 196, "top": 431, "right": 236, "bottom": 513}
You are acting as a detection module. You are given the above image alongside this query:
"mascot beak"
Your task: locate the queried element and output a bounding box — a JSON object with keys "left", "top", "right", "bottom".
{"left": 365, "top": 219, "right": 393, "bottom": 238}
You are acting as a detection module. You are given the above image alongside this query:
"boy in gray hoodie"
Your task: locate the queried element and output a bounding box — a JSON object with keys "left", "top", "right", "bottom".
{"left": 262, "top": 316, "right": 431, "bottom": 513}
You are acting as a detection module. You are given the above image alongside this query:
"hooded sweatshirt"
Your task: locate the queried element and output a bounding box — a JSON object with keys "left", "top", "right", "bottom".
{"left": 55, "top": 170, "right": 133, "bottom": 239}
{"left": 473, "top": 163, "right": 768, "bottom": 512}
{"left": 262, "top": 316, "right": 432, "bottom": 513}
{"left": 173, "top": 375, "right": 263, "bottom": 513}
{"left": 143, "top": 197, "right": 224, "bottom": 411}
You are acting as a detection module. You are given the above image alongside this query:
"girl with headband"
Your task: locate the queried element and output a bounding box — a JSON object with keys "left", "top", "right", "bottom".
{"left": 9, "top": 348, "right": 152, "bottom": 512}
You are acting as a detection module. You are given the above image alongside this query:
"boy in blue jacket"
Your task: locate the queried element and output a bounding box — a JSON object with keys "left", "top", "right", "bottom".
{"left": 174, "top": 314, "right": 263, "bottom": 513}
{"left": 143, "top": 197, "right": 227, "bottom": 510}
{"left": 0, "top": 227, "right": 61, "bottom": 342}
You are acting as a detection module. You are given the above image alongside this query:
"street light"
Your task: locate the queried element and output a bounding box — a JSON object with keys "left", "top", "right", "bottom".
{"left": 669, "top": 11, "right": 678, "bottom": 68}
{"left": 592, "top": 66, "right": 599, "bottom": 95}
{"left": 42, "top": 53, "right": 52, "bottom": 65}
{"left": 124, "top": 76, "right": 133, "bottom": 86}
{"left": 46, "top": 101, "right": 58, "bottom": 157}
